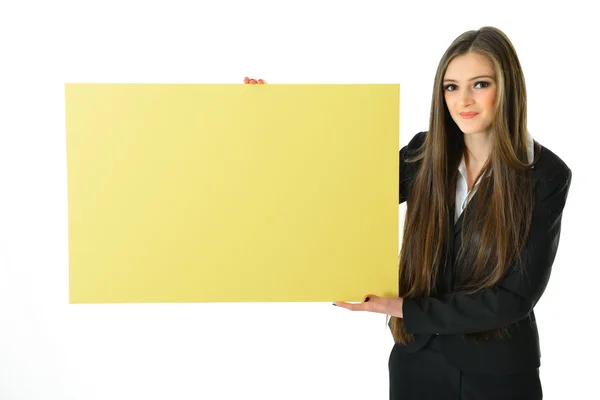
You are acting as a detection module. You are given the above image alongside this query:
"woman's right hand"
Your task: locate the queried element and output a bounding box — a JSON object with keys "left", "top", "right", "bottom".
{"left": 243, "top": 77, "right": 266, "bottom": 84}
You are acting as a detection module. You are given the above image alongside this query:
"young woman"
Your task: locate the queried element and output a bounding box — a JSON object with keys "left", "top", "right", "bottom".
{"left": 245, "top": 25, "right": 572, "bottom": 399}
{"left": 333, "top": 26, "right": 571, "bottom": 399}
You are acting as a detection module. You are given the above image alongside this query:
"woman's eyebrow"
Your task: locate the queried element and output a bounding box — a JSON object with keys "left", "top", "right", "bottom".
{"left": 442, "top": 75, "right": 495, "bottom": 83}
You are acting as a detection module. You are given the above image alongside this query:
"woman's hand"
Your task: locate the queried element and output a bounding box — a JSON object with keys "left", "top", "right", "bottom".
{"left": 334, "top": 295, "right": 404, "bottom": 318}
{"left": 244, "top": 76, "right": 266, "bottom": 84}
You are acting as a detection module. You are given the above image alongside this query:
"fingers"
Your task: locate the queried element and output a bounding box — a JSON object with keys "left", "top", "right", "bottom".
{"left": 243, "top": 76, "right": 266, "bottom": 84}
{"left": 333, "top": 294, "right": 378, "bottom": 311}
{"left": 333, "top": 294, "right": 389, "bottom": 314}
{"left": 333, "top": 301, "right": 368, "bottom": 311}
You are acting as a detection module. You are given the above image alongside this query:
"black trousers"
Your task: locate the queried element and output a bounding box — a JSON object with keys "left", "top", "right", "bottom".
{"left": 388, "top": 337, "right": 543, "bottom": 400}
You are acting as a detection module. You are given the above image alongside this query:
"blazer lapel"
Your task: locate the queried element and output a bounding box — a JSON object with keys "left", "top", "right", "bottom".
{"left": 530, "top": 166, "right": 539, "bottom": 197}
{"left": 454, "top": 200, "right": 468, "bottom": 237}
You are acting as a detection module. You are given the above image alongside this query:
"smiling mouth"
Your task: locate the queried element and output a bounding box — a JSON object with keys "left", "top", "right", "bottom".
{"left": 459, "top": 112, "right": 478, "bottom": 119}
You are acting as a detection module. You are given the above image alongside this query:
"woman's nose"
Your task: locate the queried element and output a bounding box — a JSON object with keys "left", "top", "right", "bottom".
{"left": 458, "top": 89, "right": 474, "bottom": 108}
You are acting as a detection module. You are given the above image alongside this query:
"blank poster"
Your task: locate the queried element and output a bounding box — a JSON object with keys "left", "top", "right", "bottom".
{"left": 65, "top": 83, "right": 400, "bottom": 303}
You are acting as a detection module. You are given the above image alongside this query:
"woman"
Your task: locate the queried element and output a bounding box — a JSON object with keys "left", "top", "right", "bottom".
{"left": 246, "top": 26, "right": 571, "bottom": 399}
{"left": 335, "top": 26, "right": 571, "bottom": 399}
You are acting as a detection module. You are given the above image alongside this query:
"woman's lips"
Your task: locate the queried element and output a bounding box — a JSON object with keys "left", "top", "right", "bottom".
{"left": 460, "top": 112, "right": 479, "bottom": 119}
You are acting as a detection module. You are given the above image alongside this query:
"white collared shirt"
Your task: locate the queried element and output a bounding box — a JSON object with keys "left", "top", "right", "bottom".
{"left": 455, "top": 134, "right": 535, "bottom": 222}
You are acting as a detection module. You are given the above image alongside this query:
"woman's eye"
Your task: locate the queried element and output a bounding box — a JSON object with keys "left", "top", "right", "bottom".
{"left": 474, "top": 81, "right": 490, "bottom": 89}
{"left": 444, "top": 84, "right": 457, "bottom": 91}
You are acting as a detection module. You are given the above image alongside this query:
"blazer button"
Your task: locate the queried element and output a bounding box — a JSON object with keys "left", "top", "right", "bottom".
{"left": 436, "top": 333, "right": 439, "bottom": 336}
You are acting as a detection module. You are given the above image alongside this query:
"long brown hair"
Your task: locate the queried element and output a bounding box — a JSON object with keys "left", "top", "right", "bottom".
{"left": 391, "top": 26, "right": 537, "bottom": 343}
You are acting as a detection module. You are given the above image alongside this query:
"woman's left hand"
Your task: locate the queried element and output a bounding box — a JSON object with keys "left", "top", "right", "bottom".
{"left": 333, "top": 295, "right": 404, "bottom": 318}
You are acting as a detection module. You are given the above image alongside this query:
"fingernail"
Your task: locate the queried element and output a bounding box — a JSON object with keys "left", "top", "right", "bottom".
{"left": 332, "top": 303, "right": 337, "bottom": 306}
{"left": 364, "top": 297, "right": 370, "bottom": 302}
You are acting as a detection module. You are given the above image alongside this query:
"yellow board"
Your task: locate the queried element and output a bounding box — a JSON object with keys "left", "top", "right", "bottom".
{"left": 65, "top": 83, "right": 400, "bottom": 303}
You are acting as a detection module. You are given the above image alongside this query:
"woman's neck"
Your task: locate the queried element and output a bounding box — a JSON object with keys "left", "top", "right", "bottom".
{"left": 463, "top": 131, "right": 493, "bottom": 187}
{"left": 464, "top": 131, "right": 492, "bottom": 166}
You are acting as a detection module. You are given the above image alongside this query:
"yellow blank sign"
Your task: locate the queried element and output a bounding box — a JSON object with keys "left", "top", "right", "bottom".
{"left": 65, "top": 83, "right": 400, "bottom": 303}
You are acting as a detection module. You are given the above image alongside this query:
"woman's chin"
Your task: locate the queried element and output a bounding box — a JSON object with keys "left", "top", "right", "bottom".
{"left": 457, "top": 125, "right": 492, "bottom": 136}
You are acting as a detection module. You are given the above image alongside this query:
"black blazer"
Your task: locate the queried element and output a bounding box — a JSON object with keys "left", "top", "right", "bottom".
{"left": 394, "top": 131, "right": 572, "bottom": 375}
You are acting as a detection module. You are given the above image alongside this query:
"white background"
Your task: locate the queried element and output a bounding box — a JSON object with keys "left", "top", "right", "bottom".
{"left": 0, "top": 1, "right": 598, "bottom": 399}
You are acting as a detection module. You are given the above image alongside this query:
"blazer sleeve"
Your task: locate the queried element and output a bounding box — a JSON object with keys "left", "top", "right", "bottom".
{"left": 401, "top": 162, "right": 572, "bottom": 335}
{"left": 400, "top": 131, "right": 426, "bottom": 204}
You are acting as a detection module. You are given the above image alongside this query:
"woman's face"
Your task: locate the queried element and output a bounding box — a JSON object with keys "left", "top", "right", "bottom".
{"left": 443, "top": 52, "right": 497, "bottom": 136}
